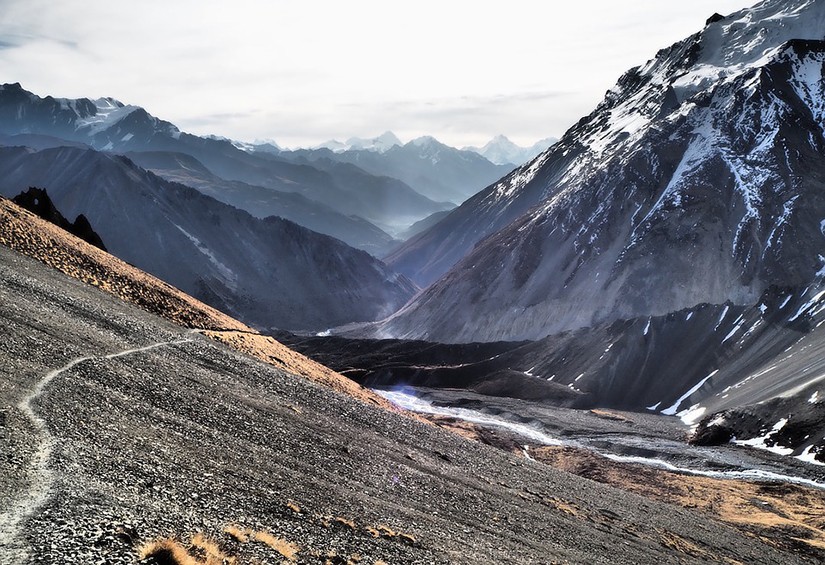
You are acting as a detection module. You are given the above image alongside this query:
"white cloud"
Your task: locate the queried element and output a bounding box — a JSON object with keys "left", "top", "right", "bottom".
{"left": 0, "top": 0, "right": 756, "bottom": 147}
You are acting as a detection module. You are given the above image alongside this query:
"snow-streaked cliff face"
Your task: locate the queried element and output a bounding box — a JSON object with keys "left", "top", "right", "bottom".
{"left": 0, "top": 83, "right": 181, "bottom": 148}
{"left": 380, "top": 0, "right": 825, "bottom": 343}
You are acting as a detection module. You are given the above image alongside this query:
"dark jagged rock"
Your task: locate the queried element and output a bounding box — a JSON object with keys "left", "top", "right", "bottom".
{"left": 706, "top": 13, "right": 726, "bottom": 25}
{"left": 12, "top": 187, "right": 107, "bottom": 251}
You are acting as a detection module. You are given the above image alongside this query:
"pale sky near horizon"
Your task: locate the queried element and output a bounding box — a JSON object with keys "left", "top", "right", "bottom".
{"left": 0, "top": 0, "right": 756, "bottom": 148}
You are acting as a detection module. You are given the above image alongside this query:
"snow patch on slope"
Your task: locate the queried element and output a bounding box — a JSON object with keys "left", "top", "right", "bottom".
{"left": 173, "top": 224, "right": 237, "bottom": 289}
{"left": 661, "top": 370, "right": 719, "bottom": 416}
{"left": 734, "top": 418, "right": 794, "bottom": 455}
{"left": 75, "top": 97, "right": 139, "bottom": 136}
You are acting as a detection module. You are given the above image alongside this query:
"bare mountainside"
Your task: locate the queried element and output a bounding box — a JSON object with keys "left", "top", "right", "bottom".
{"left": 3, "top": 209, "right": 820, "bottom": 563}
{"left": 382, "top": 0, "right": 825, "bottom": 343}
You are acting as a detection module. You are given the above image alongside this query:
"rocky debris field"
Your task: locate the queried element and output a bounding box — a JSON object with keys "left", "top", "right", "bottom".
{"left": 408, "top": 388, "right": 825, "bottom": 559}
{"left": 0, "top": 246, "right": 819, "bottom": 564}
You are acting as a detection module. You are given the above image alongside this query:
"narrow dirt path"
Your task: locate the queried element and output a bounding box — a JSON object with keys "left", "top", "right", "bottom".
{"left": 0, "top": 335, "right": 194, "bottom": 564}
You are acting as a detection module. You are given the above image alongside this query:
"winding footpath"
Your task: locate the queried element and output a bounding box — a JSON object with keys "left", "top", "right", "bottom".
{"left": 0, "top": 334, "right": 195, "bottom": 564}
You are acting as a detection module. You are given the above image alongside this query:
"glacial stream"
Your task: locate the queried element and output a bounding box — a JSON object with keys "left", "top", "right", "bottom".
{"left": 376, "top": 388, "right": 825, "bottom": 491}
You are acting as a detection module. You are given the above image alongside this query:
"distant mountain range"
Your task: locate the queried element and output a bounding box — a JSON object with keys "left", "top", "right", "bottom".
{"left": 315, "top": 131, "right": 403, "bottom": 153}
{"left": 0, "top": 83, "right": 465, "bottom": 249}
{"left": 464, "top": 135, "right": 558, "bottom": 166}
{"left": 0, "top": 145, "right": 416, "bottom": 331}
{"left": 283, "top": 136, "right": 514, "bottom": 205}
{"left": 313, "top": 131, "right": 557, "bottom": 167}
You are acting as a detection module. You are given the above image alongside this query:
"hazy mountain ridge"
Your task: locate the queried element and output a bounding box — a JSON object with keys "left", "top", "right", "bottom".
{"left": 464, "top": 134, "right": 558, "bottom": 166}
{"left": 0, "top": 83, "right": 451, "bottom": 247}
{"left": 315, "top": 131, "right": 403, "bottom": 153}
{"left": 284, "top": 136, "right": 514, "bottom": 205}
{"left": 124, "top": 150, "right": 400, "bottom": 255}
{"left": 0, "top": 145, "right": 416, "bottom": 331}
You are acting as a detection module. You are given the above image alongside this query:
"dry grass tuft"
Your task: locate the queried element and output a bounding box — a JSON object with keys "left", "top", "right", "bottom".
{"left": 191, "top": 532, "right": 234, "bottom": 565}
{"left": 398, "top": 533, "right": 416, "bottom": 545}
{"left": 138, "top": 539, "right": 198, "bottom": 565}
{"left": 320, "top": 550, "right": 362, "bottom": 565}
{"left": 365, "top": 524, "right": 416, "bottom": 545}
{"left": 250, "top": 531, "right": 300, "bottom": 561}
{"left": 222, "top": 525, "right": 249, "bottom": 543}
{"left": 374, "top": 525, "right": 396, "bottom": 538}
{"left": 589, "top": 409, "right": 631, "bottom": 422}
{"left": 333, "top": 517, "right": 357, "bottom": 530}
{"left": 138, "top": 535, "right": 234, "bottom": 565}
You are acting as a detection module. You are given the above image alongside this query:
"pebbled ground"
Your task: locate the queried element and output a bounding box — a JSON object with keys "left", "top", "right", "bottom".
{"left": 0, "top": 240, "right": 819, "bottom": 563}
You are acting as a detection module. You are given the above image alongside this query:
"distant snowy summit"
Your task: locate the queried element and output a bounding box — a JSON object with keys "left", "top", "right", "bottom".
{"left": 463, "top": 135, "right": 557, "bottom": 166}
{"left": 315, "top": 131, "right": 403, "bottom": 153}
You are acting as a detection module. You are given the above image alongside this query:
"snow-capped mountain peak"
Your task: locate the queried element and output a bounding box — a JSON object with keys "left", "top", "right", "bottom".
{"left": 0, "top": 83, "right": 182, "bottom": 149}
{"left": 632, "top": 0, "right": 825, "bottom": 104}
{"left": 408, "top": 136, "right": 446, "bottom": 163}
{"left": 346, "top": 130, "right": 402, "bottom": 152}
{"left": 410, "top": 135, "right": 439, "bottom": 148}
{"left": 75, "top": 98, "right": 140, "bottom": 136}
{"left": 315, "top": 131, "right": 402, "bottom": 153}
{"left": 464, "top": 135, "right": 558, "bottom": 166}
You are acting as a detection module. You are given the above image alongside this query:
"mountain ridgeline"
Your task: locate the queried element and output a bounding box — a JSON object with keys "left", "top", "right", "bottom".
{"left": 0, "top": 145, "right": 416, "bottom": 331}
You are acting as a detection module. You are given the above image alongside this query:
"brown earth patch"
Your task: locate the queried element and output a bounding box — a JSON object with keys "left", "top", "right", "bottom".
{"left": 203, "top": 331, "right": 399, "bottom": 412}
{"left": 532, "top": 445, "right": 825, "bottom": 558}
{"left": 0, "top": 197, "right": 249, "bottom": 332}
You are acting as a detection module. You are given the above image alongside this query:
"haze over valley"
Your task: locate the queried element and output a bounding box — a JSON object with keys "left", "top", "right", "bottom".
{"left": 4, "top": 1, "right": 825, "bottom": 563}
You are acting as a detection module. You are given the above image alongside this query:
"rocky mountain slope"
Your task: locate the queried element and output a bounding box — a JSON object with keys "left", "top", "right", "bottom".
{"left": 1, "top": 217, "right": 815, "bottom": 564}
{"left": 380, "top": 0, "right": 825, "bottom": 342}
{"left": 0, "top": 147, "right": 416, "bottom": 331}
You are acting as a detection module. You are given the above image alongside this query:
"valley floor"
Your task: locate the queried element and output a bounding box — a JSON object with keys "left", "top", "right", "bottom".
{"left": 380, "top": 387, "right": 825, "bottom": 558}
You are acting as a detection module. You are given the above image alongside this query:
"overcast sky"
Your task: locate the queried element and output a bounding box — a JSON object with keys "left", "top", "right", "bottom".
{"left": 0, "top": 0, "right": 755, "bottom": 148}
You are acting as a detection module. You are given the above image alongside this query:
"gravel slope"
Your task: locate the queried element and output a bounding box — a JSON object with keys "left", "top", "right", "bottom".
{"left": 0, "top": 244, "right": 817, "bottom": 564}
